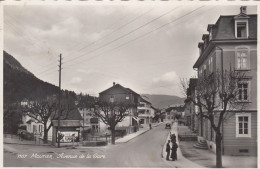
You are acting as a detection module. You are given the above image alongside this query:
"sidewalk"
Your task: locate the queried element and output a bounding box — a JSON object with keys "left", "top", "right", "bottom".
{"left": 162, "top": 122, "right": 203, "bottom": 168}
{"left": 4, "top": 123, "right": 163, "bottom": 146}
{"left": 116, "top": 122, "right": 162, "bottom": 143}
{"left": 177, "top": 125, "right": 257, "bottom": 168}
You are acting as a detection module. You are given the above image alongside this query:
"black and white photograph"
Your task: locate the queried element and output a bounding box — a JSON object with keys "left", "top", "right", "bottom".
{"left": 2, "top": 2, "right": 258, "bottom": 168}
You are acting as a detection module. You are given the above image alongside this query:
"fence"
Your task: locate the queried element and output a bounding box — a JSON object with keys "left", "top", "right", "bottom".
{"left": 84, "top": 133, "right": 123, "bottom": 143}
{"left": 4, "top": 133, "right": 50, "bottom": 145}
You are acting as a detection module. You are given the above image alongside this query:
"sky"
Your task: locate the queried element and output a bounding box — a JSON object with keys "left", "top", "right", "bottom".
{"left": 4, "top": 4, "right": 257, "bottom": 97}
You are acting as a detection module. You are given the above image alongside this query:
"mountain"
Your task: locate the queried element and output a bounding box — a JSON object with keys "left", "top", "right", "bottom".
{"left": 3, "top": 51, "right": 76, "bottom": 104}
{"left": 4, "top": 52, "right": 33, "bottom": 76}
{"left": 141, "top": 94, "right": 185, "bottom": 109}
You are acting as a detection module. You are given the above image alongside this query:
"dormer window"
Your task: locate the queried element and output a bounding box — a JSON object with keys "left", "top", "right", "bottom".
{"left": 198, "top": 42, "right": 204, "bottom": 55}
{"left": 236, "top": 22, "right": 248, "bottom": 38}
{"left": 234, "top": 7, "right": 250, "bottom": 39}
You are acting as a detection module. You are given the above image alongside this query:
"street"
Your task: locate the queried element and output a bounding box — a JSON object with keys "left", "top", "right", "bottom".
{"left": 4, "top": 123, "right": 171, "bottom": 167}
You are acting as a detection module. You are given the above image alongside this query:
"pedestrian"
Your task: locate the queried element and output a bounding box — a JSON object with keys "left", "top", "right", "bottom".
{"left": 171, "top": 141, "right": 178, "bottom": 161}
{"left": 166, "top": 140, "right": 171, "bottom": 160}
{"left": 170, "top": 133, "right": 176, "bottom": 143}
{"left": 149, "top": 123, "right": 152, "bottom": 130}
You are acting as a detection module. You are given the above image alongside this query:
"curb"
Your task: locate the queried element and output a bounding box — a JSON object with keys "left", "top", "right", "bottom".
{"left": 116, "top": 122, "right": 163, "bottom": 144}
{"left": 161, "top": 131, "right": 171, "bottom": 158}
{"left": 4, "top": 142, "right": 51, "bottom": 146}
{"left": 116, "top": 128, "right": 150, "bottom": 144}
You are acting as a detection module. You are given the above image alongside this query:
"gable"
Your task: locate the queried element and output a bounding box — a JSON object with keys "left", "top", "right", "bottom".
{"left": 99, "top": 84, "right": 130, "bottom": 95}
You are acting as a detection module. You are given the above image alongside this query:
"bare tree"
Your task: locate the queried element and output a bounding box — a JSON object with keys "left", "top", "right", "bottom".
{"left": 180, "top": 70, "right": 246, "bottom": 168}
{"left": 23, "top": 94, "right": 75, "bottom": 143}
{"left": 94, "top": 101, "right": 135, "bottom": 145}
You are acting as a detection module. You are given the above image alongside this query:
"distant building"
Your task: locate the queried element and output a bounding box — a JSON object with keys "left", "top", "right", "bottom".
{"left": 78, "top": 107, "right": 99, "bottom": 133}
{"left": 19, "top": 99, "right": 44, "bottom": 135}
{"left": 184, "top": 78, "right": 198, "bottom": 132}
{"left": 99, "top": 82, "right": 140, "bottom": 134}
{"left": 138, "top": 97, "right": 154, "bottom": 126}
{"left": 164, "top": 104, "right": 185, "bottom": 122}
{"left": 193, "top": 6, "right": 257, "bottom": 156}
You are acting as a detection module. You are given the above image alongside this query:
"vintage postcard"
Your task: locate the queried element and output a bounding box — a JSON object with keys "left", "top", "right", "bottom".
{"left": 2, "top": 1, "right": 259, "bottom": 168}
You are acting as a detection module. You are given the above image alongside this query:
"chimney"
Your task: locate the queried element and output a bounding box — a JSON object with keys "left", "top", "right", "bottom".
{"left": 240, "top": 6, "right": 247, "bottom": 14}
{"left": 113, "top": 82, "right": 116, "bottom": 86}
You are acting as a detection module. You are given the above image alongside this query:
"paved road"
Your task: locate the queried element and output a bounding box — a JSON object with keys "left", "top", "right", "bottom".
{"left": 4, "top": 123, "right": 171, "bottom": 167}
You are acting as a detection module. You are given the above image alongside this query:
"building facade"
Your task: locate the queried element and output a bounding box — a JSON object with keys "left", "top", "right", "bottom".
{"left": 164, "top": 105, "right": 185, "bottom": 122}
{"left": 137, "top": 97, "right": 154, "bottom": 126}
{"left": 99, "top": 82, "right": 140, "bottom": 134}
{"left": 193, "top": 6, "right": 257, "bottom": 156}
{"left": 184, "top": 78, "right": 199, "bottom": 132}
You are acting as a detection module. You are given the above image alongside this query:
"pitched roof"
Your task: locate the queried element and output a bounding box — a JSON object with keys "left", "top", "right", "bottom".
{"left": 99, "top": 83, "right": 140, "bottom": 96}
{"left": 193, "top": 13, "right": 257, "bottom": 69}
{"left": 212, "top": 14, "right": 257, "bottom": 40}
{"left": 125, "top": 88, "right": 140, "bottom": 96}
{"left": 140, "top": 97, "right": 151, "bottom": 104}
{"left": 53, "top": 108, "right": 83, "bottom": 120}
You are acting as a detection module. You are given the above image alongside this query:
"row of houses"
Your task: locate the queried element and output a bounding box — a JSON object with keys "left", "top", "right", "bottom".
{"left": 19, "top": 82, "right": 159, "bottom": 142}
{"left": 161, "top": 104, "right": 185, "bottom": 123}
{"left": 184, "top": 6, "right": 257, "bottom": 156}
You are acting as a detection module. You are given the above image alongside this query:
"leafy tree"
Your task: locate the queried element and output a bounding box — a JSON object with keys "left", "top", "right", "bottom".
{"left": 181, "top": 70, "right": 246, "bottom": 168}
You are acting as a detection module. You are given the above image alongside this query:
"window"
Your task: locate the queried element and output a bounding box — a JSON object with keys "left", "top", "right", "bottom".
{"left": 236, "top": 50, "right": 249, "bottom": 70}
{"left": 110, "top": 96, "right": 114, "bottom": 103}
{"left": 238, "top": 81, "right": 249, "bottom": 101}
{"left": 203, "top": 64, "right": 207, "bottom": 77}
{"left": 235, "top": 21, "right": 248, "bottom": 38}
{"left": 237, "top": 22, "right": 247, "bottom": 38}
{"left": 39, "top": 125, "right": 43, "bottom": 133}
{"left": 236, "top": 113, "right": 251, "bottom": 137}
{"left": 33, "top": 125, "right": 37, "bottom": 133}
{"left": 209, "top": 29, "right": 212, "bottom": 40}
{"left": 208, "top": 57, "right": 213, "bottom": 73}
{"left": 126, "top": 96, "right": 129, "bottom": 100}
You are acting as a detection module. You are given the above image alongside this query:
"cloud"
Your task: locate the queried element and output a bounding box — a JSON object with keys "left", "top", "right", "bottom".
{"left": 153, "top": 71, "right": 179, "bottom": 84}
{"left": 70, "top": 77, "right": 82, "bottom": 84}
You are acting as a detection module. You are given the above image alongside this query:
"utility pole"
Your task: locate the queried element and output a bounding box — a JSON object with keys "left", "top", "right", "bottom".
{"left": 58, "top": 54, "right": 62, "bottom": 148}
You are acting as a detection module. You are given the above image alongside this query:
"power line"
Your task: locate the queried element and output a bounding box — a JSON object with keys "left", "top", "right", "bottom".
{"left": 62, "top": 6, "right": 181, "bottom": 65}
{"left": 34, "top": 7, "right": 179, "bottom": 76}
{"left": 23, "top": 8, "right": 152, "bottom": 76}
{"left": 5, "top": 14, "right": 58, "bottom": 58}
{"left": 4, "top": 14, "right": 58, "bottom": 71}
{"left": 62, "top": 7, "right": 140, "bottom": 60}
{"left": 63, "top": 6, "right": 204, "bottom": 69}
{"left": 64, "top": 7, "right": 155, "bottom": 59}
{"left": 4, "top": 21, "right": 53, "bottom": 69}
{"left": 32, "top": 6, "right": 204, "bottom": 78}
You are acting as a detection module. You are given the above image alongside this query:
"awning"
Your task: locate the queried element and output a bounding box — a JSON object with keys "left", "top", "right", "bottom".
{"left": 132, "top": 116, "right": 140, "bottom": 121}
{"left": 52, "top": 120, "right": 82, "bottom": 127}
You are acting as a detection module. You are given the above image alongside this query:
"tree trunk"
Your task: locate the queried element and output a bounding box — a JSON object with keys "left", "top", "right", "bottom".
{"left": 111, "top": 126, "right": 116, "bottom": 145}
{"left": 43, "top": 123, "right": 48, "bottom": 144}
{"left": 215, "top": 132, "right": 222, "bottom": 168}
{"left": 200, "top": 114, "right": 203, "bottom": 137}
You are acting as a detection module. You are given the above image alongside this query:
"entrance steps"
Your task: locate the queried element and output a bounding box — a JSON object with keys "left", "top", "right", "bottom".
{"left": 193, "top": 140, "right": 208, "bottom": 150}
